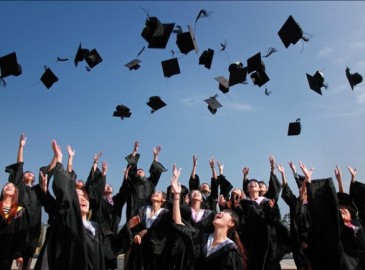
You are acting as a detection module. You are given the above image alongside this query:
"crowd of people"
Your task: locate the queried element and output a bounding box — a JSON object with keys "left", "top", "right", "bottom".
{"left": 1, "top": 134, "right": 365, "bottom": 270}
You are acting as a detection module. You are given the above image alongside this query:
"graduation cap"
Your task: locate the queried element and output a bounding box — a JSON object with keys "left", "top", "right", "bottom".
{"left": 125, "top": 59, "right": 141, "bottom": 71}
{"left": 40, "top": 67, "right": 58, "bottom": 89}
{"left": 278, "top": 15, "right": 309, "bottom": 48}
{"left": 74, "top": 43, "right": 90, "bottom": 67}
{"left": 337, "top": 192, "right": 358, "bottom": 218}
{"left": 288, "top": 118, "right": 301, "bottom": 136}
{"left": 228, "top": 62, "right": 247, "bottom": 86}
{"left": 247, "top": 52, "right": 265, "bottom": 74}
{"left": 0, "top": 52, "right": 22, "bottom": 86}
{"left": 306, "top": 71, "right": 327, "bottom": 95}
{"left": 113, "top": 104, "right": 132, "bottom": 119}
{"left": 85, "top": 49, "right": 102, "bottom": 69}
{"left": 346, "top": 67, "right": 363, "bottom": 90}
{"left": 161, "top": 58, "right": 180, "bottom": 78}
{"left": 204, "top": 94, "right": 222, "bottom": 114}
{"left": 250, "top": 70, "right": 269, "bottom": 87}
{"left": 215, "top": 76, "right": 229, "bottom": 93}
{"left": 141, "top": 16, "right": 175, "bottom": 49}
{"left": 176, "top": 25, "right": 199, "bottom": 55}
{"left": 199, "top": 48, "right": 214, "bottom": 69}
{"left": 146, "top": 96, "right": 166, "bottom": 113}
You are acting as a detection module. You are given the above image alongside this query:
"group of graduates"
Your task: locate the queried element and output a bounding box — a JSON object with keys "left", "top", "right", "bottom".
{"left": 1, "top": 135, "right": 365, "bottom": 270}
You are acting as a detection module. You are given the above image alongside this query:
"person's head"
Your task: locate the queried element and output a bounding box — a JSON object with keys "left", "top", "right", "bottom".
{"left": 190, "top": 189, "right": 203, "bottom": 202}
{"left": 213, "top": 209, "right": 239, "bottom": 231}
{"left": 340, "top": 207, "right": 352, "bottom": 224}
{"left": 258, "top": 181, "right": 267, "bottom": 196}
{"left": 151, "top": 191, "right": 167, "bottom": 206}
{"left": 136, "top": 168, "right": 145, "bottom": 178}
{"left": 104, "top": 184, "right": 113, "bottom": 195}
{"left": 22, "top": 171, "right": 35, "bottom": 185}
{"left": 247, "top": 179, "right": 260, "bottom": 194}
{"left": 1, "top": 183, "right": 18, "bottom": 203}
{"left": 199, "top": 183, "right": 211, "bottom": 195}
{"left": 76, "top": 187, "right": 90, "bottom": 217}
{"left": 76, "top": 180, "right": 85, "bottom": 189}
{"left": 230, "top": 188, "right": 243, "bottom": 201}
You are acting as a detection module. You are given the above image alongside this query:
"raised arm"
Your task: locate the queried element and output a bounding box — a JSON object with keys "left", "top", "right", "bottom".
{"left": 242, "top": 167, "right": 249, "bottom": 196}
{"left": 209, "top": 157, "right": 217, "bottom": 179}
{"left": 347, "top": 165, "right": 357, "bottom": 184}
{"left": 276, "top": 163, "right": 287, "bottom": 186}
{"left": 66, "top": 145, "right": 76, "bottom": 173}
{"left": 17, "top": 133, "right": 26, "bottom": 163}
{"left": 299, "top": 161, "right": 313, "bottom": 184}
{"left": 269, "top": 155, "right": 275, "bottom": 175}
{"left": 171, "top": 164, "right": 183, "bottom": 225}
{"left": 191, "top": 154, "right": 198, "bottom": 180}
{"left": 92, "top": 152, "right": 102, "bottom": 173}
{"left": 334, "top": 165, "right": 344, "bottom": 193}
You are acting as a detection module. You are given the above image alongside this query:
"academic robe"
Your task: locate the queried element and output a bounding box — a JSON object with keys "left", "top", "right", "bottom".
{"left": 281, "top": 183, "right": 312, "bottom": 269}
{"left": 126, "top": 206, "right": 172, "bottom": 270}
{"left": 124, "top": 153, "right": 167, "bottom": 222}
{"left": 5, "top": 162, "right": 43, "bottom": 261}
{"left": 37, "top": 162, "right": 105, "bottom": 270}
{"left": 0, "top": 206, "right": 27, "bottom": 270}
{"left": 198, "top": 235, "right": 244, "bottom": 270}
{"left": 305, "top": 178, "right": 347, "bottom": 270}
{"left": 85, "top": 166, "right": 127, "bottom": 269}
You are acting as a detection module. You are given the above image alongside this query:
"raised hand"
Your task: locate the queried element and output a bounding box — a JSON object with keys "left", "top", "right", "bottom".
{"left": 19, "top": 133, "right": 26, "bottom": 147}
{"left": 93, "top": 152, "right": 102, "bottom": 163}
{"left": 242, "top": 167, "right": 249, "bottom": 177}
{"left": 102, "top": 161, "right": 108, "bottom": 175}
{"left": 39, "top": 171, "right": 48, "bottom": 193}
{"left": 276, "top": 163, "right": 285, "bottom": 174}
{"left": 299, "top": 162, "right": 314, "bottom": 182}
{"left": 347, "top": 165, "right": 357, "bottom": 183}
{"left": 217, "top": 160, "right": 224, "bottom": 174}
{"left": 288, "top": 161, "right": 296, "bottom": 173}
{"left": 67, "top": 145, "right": 75, "bottom": 158}
{"left": 209, "top": 157, "right": 215, "bottom": 168}
{"left": 193, "top": 154, "right": 198, "bottom": 167}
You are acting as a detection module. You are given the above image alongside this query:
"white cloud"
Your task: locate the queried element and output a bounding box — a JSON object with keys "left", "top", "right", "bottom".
{"left": 226, "top": 102, "right": 253, "bottom": 111}
{"left": 317, "top": 47, "right": 334, "bottom": 57}
{"left": 355, "top": 90, "right": 365, "bottom": 104}
{"left": 349, "top": 41, "right": 365, "bottom": 50}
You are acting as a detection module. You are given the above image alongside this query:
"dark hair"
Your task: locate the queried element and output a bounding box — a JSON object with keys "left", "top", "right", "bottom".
{"left": 0, "top": 183, "right": 20, "bottom": 224}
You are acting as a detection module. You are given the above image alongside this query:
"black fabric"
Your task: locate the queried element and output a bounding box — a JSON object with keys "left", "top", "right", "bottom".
{"left": 281, "top": 183, "right": 312, "bottom": 269}
{"left": 0, "top": 206, "right": 27, "bottom": 270}
{"left": 189, "top": 174, "right": 219, "bottom": 210}
{"left": 37, "top": 162, "right": 105, "bottom": 270}
{"left": 5, "top": 162, "right": 43, "bottom": 259}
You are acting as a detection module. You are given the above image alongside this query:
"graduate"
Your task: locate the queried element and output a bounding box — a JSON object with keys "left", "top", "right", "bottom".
{"left": 171, "top": 163, "right": 245, "bottom": 270}
{"left": 0, "top": 182, "right": 27, "bottom": 270}
{"left": 85, "top": 152, "right": 127, "bottom": 270}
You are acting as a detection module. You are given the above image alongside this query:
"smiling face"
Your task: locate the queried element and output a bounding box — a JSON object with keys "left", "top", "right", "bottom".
{"left": 190, "top": 190, "right": 203, "bottom": 202}
{"left": 76, "top": 188, "right": 90, "bottom": 216}
{"left": 2, "top": 183, "right": 16, "bottom": 198}
{"left": 340, "top": 207, "right": 352, "bottom": 223}
{"left": 248, "top": 180, "right": 259, "bottom": 193}
{"left": 151, "top": 191, "right": 166, "bottom": 203}
{"left": 104, "top": 184, "right": 113, "bottom": 195}
{"left": 213, "top": 210, "right": 236, "bottom": 229}
{"left": 136, "top": 169, "right": 145, "bottom": 178}
{"left": 258, "top": 182, "right": 267, "bottom": 196}
{"left": 199, "top": 183, "right": 211, "bottom": 194}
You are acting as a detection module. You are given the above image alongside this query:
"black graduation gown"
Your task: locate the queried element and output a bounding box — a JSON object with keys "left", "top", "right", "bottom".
{"left": 5, "top": 162, "right": 43, "bottom": 259}
{"left": 281, "top": 183, "right": 312, "bottom": 269}
{"left": 305, "top": 178, "right": 347, "bottom": 270}
{"left": 38, "top": 162, "right": 105, "bottom": 270}
{"left": 127, "top": 206, "right": 172, "bottom": 270}
{"left": 124, "top": 157, "right": 166, "bottom": 222}
{"left": 85, "top": 167, "right": 127, "bottom": 269}
{"left": 0, "top": 206, "right": 27, "bottom": 270}
{"left": 198, "top": 237, "right": 243, "bottom": 270}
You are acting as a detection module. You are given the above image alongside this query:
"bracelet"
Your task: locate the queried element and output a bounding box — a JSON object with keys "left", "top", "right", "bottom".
{"left": 211, "top": 167, "right": 215, "bottom": 169}
{"left": 93, "top": 161, "right": 98, "bottom": 164}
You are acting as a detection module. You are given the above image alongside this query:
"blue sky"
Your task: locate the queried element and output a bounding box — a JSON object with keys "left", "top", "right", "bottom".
{"left": 1, "top": 1, "right": 365, "bottom": 221}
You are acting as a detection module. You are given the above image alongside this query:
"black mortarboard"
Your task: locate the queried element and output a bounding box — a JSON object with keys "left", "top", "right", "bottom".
{"left": 288, "top": 118, "right": 301, "bottom": 136}
{"left": 40, "top": 67, "right": 58, "bottom": 89}
{"left": 228, "top": 62, "right": 247, "bottom": 86}
{"left": 346, "top": 67, "right": 363, "bottom": 90}
{"left": 176, "top": 25, "right": 199, "bottom": 55}
{"left": 204, "top": 95, "right": 222, "bottom": 114}
{"left": 0, "top": 52, "right": 22, "bottom": 79}
{"left": 199, "top": 48, "right": 214, "bottom": 69}
{"left": 337, "top": 192, "right": 358, "bottom": 218}
{"left": 278, "top": 15, "right": 306, "bottom": 48}
{"left": 85, "top": 49, "right": 102, "bottom": 69}
{"left": 247, "top": 52, "right": 265, "bottom": 74}
{"left": 161, "top": 58, "right": 180, "bottom": 78}
{"left": 141, "top": 16, "right": 175, "bottom": 49}
{"left": 215, "top": 76, "right": 229, "bottom": 93}
{"left": 125, "top": 59, "right": 141, "bottom": 71}
{"left": 147, "top": 96, "right": 166, "bottom": 113}
{"left": 113, "top": 104, "right": 132, "bottom": 119}
{"left": 250, "top": 70, "right": 270, "bottom": 87}
{"left": 306, "top": 71, "right": 326, "bottom": 95}
{"left": 74, "top": 43, "right": 89, "bottom": 67}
